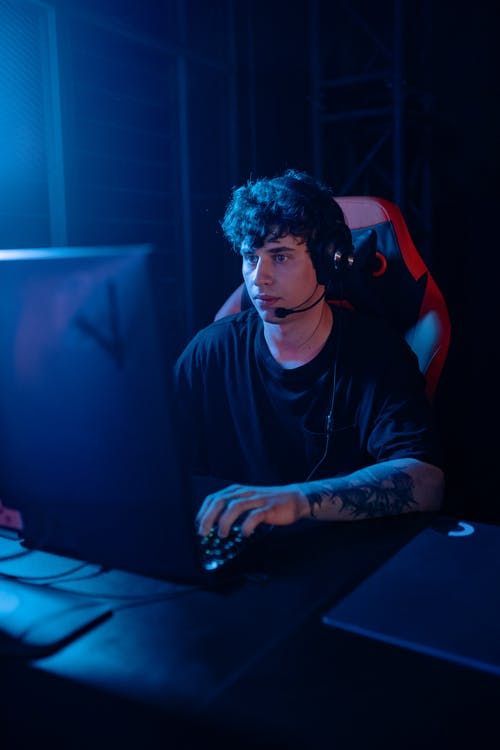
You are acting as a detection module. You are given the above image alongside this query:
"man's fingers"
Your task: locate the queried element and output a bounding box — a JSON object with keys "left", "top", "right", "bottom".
{"left": 195, "top": 484, "right": 241, "bottom": 521}
{"left": 197, "top": 497, "right": 227, "bottom": 536}
{"left": 240, "top": 507, "right": 269, "bottom": 537}
{"left": 216, "top": 497, "right": 266, "bottom": 537}
{"left": 196, "top": 486, "right": 255, "bottom": 535}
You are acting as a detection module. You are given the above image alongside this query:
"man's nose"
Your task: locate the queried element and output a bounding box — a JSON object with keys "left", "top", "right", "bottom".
{"left": 253, "top": 257, "right": 273, "bottom": 285}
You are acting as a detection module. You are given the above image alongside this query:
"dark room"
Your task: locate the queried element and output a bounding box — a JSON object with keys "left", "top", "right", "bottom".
{"left": 1, "top": 1, "right": 499, "bottom": 747}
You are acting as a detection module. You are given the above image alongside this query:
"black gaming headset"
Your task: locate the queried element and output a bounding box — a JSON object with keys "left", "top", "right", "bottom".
{"left": 311, "top": 219, "right": 355, "bottom": 286}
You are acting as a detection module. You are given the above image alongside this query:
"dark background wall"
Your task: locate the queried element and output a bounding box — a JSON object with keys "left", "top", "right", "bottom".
{"left": 0, "top": 0, "right": 498, "bottom": 521}
{"left": 431, "top": 1, "right": 498, "bottom": 523}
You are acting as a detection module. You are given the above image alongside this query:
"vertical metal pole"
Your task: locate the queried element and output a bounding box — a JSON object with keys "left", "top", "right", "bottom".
{"left": 309, "top": 0, "right": 322, "bottom": 180}
{"left": 40, "top": 4, "right": 67, "bottom": 246}
{"left": 227, "top": 0, "right": 238, "bottom": 184}
{"left": 246, "top": 0, "right": 257, "bottom": 175}
{"left": 393, "top": 0, "right": 404, "bottom": 209}
{"left": 176, "top": 0, "right": 194, "bottom": 338}
{"left": 421, "top": 0, "right": 433, "bottom": 263}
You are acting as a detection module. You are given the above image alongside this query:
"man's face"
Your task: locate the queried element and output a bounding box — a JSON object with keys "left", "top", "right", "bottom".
{"left": 241, "top": 234, "right": 320, "bottom": 322}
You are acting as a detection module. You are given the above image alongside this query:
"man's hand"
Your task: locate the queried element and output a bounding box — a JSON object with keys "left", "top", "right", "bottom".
{"left": 196, "top": 483, "right": 310, "bottom": 538}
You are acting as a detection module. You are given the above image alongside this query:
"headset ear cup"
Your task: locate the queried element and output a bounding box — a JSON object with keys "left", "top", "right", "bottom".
{"left": 314, "top": 226, "right": 355, "bottom": 285}
{"left": 322, "top": 241, "right": 344, "bottom": 283}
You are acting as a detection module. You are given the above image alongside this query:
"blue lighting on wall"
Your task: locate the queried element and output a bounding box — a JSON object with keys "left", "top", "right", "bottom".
{"left": 0, "top": 0, "right": 66, "bottom": 247}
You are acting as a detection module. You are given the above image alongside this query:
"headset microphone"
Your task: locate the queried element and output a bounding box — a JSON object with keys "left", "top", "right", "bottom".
{"left": 274, "top": 292, "right": 326, "bottom": 319}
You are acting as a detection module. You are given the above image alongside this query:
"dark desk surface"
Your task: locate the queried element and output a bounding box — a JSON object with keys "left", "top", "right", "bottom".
{"left": 2, "top": 515, "right": 499, "bottom": 750}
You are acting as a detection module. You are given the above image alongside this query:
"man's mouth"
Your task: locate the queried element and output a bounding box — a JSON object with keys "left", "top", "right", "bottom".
{"left": 254, "top": 295, "right": 280, "bottom": 303}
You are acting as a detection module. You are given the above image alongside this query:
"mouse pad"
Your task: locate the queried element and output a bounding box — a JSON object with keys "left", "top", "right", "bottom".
{"left": 0, "top": 577, "right": 112, "bottom": 658}
{"left": 322, "top": 518, "right": 500, "bottom": 677}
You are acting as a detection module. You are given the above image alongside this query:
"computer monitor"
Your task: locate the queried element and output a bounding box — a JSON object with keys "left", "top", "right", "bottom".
{"left": 0, "top": 245, "right": 200, "bottom": 581}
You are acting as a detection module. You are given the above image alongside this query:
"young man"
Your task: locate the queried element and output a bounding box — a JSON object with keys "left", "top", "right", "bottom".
{"left": 174, "top": 170, "right": 443, "bottom": 539}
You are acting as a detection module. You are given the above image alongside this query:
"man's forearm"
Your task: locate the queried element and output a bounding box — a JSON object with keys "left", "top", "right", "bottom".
{"left": 297, "top": 458, "right": 444, "bottom": 522}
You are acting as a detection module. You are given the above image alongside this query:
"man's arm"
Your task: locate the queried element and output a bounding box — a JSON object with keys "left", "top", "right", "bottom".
{"left": 299, "top": 457, "right": 443, "bottom": 521}
{"left": 196, "top": 458, "right": 444, "bottom": 537}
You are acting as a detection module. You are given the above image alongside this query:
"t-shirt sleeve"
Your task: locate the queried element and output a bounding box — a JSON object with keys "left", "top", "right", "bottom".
{"left": 365, "top": 327, "right": 443, "bottom": 468}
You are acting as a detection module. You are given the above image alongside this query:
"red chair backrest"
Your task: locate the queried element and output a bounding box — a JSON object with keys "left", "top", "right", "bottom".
{"left": 336, "top": 196, "right": 450, "bottom": 400}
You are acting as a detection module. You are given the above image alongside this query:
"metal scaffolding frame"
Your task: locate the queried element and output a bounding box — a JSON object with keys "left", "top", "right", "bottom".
{"left": 309, "top": 0, "right": 433, "bottom": 260}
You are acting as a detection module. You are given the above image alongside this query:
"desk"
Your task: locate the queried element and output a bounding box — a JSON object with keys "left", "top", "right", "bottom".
{"left": 2, "top": 515, "right": 499, "bottom": 749}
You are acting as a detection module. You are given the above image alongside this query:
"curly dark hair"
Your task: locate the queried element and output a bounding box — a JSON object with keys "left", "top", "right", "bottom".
{"left": 220, "top": 169, "right": 351, "bottom": 266}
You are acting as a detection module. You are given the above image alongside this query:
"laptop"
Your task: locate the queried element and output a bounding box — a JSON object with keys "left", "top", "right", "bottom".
{"left": 322, "top": 516, "right": 500, "bottom": 677}
{"left": 0, "top": 245, "right": 249, "bottom": 586}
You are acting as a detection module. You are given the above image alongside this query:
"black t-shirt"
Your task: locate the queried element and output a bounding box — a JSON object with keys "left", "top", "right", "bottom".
{"left": 174, "top": 306, "right": 441, "bottom": 485}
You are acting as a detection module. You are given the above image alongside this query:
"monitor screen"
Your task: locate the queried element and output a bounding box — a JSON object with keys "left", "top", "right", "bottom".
{"left": 0, "top": 246, "right": 193, "bottom": 577}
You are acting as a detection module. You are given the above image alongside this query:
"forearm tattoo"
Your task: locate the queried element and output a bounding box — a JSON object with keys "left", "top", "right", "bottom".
{"left": 305, "top": 470, "right": 417, "bottom": 519}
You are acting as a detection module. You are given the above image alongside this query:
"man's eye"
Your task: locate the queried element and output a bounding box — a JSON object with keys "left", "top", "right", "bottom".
{"left": 244, "top": 255, "right": 258, "bottom": 265}
{"left": 274, "top": 254, "right": 288, "bottom": 263}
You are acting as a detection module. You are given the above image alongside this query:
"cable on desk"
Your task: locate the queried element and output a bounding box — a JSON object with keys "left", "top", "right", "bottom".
{"left": 0, "top": 511, "right": 106, "bottom": 580}
{"left": 47, "top": 566, "right": 110, "bottom": 584}
{"left": 0, "top": 571, "right": 202, "bottom": 618}
{"left": 45, "top": 582, "right": 202, "bottom": 607}
{"left": 0, "top": 562, "right": 102, "bottom": 584}
{"left": 112, "top": 587, "right": 204, "bottom": 611}
{"left": 0, "top": 548, "right": 35, "bottom": 563}
{"left": 49, "top": 571, "right": 269, "bottom": 610}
